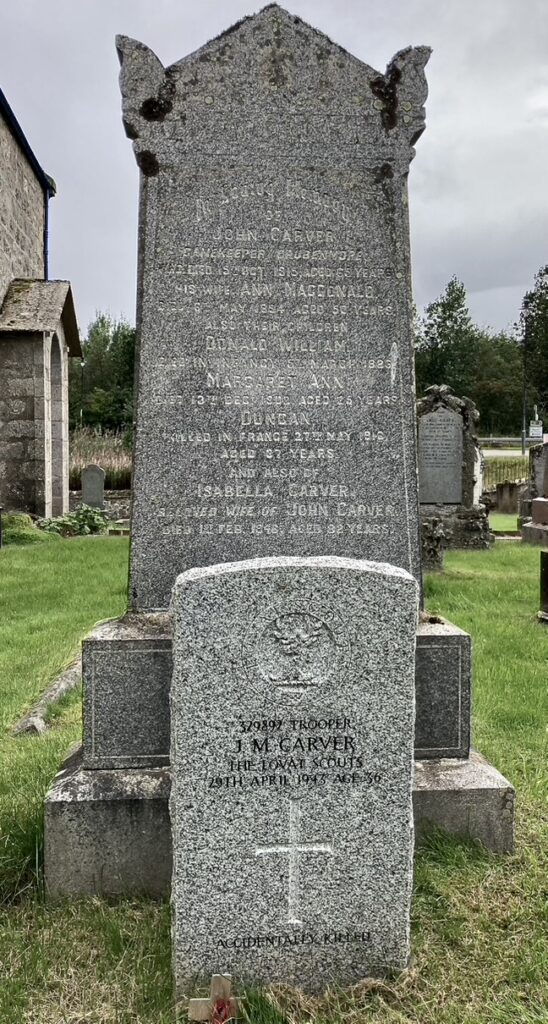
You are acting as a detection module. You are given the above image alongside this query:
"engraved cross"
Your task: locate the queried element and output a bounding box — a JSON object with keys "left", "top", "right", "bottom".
{"left": 255, "top": 800, "right": 333, "bottom": 926}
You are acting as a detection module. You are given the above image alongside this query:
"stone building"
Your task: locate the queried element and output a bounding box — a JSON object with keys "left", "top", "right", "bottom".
{"left": 0, "top": 86, "right": 80, "bottom": 517}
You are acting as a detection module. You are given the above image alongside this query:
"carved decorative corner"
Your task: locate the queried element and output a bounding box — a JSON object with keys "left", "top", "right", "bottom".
{"left": 371, "top": 46, "right": 431, "bottom": 152}
{"left": 116, "top": 35, "right": 174, "bottom": 174}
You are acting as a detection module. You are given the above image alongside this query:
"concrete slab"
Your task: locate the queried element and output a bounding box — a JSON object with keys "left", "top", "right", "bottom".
{"left": 414, "top": 750, "right": 515, "bottom": 854}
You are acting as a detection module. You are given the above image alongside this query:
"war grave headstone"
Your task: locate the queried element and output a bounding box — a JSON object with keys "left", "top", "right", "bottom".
{"left": 171, "top": 556, "right": 418, "bottom": 992}
{"left": 418, "top": 385, "right": 492, "bottom": 563}
{"left": 81, "top": 464, "right": 105, "bottom": 509}
{"left": 44, "top": 5, "right": 514, "bottom": 902}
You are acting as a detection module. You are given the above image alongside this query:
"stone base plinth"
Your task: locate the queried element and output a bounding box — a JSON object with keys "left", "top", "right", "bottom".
{"left": 44, "top": 748, "right": 171, "bottom": 897}
{"left": 81, "top": 614, "right": 470, "bottom": 767}
{"left": 420, "top": 504, "right": 494, "bottom": 553}
{"left": 44, "top": 749, "right": 514, "bottom": 897}
{"left": 413, "top": 750, "right": 514, "bottom": 854}
{"left": 521, "top": 521, "right": 548, "bottom": 546}
{"left": 531, "top": 498, "right": 548, "bottom": 524}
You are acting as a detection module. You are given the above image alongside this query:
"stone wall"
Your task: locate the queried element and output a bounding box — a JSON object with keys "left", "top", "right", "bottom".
{"left": 0, "top": 113, "right": 45, "bottom": 306}
{"left": 0, "top": 333, "right": 40, "bottom": 511}
{"left": 0, "top": 329, "right": 69, "bottom": 516}
{"left": 70, "top": 490, "right": 131, "bottom": 521}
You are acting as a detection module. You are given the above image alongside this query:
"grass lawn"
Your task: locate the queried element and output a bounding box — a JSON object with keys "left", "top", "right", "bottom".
{"left": 0, "top": 541, "right": 547, "bottom": 1023}
{"left": 0, "top": 537, "right": 128, "bottom": 901}
{"left": 490, "top": 513, "right": 520, "bottom": 533}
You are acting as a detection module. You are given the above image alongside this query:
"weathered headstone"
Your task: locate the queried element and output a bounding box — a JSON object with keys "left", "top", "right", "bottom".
{"left": 418, "top": 406, "right": 463, "bottom": 504}
{"left": 171, "top": 556, "right": 418, "bottom": 993}
{"left": 418, "top": 385, "right": 491, "bottom": 554}
{"left": 81, "top": 463, "right": 105, "bottom": 509}
{"left": 116, "top": 7, "right": 431, "bottom": 611}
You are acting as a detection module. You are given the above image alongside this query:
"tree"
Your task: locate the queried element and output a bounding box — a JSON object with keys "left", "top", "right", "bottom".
{"left": 415, "top": 277, "right": 479, "bottom": 398}
{"left": 520, "top": 265, "right": 548, "bottom": 423}
{"left": 69, "top": 313, "right": 136, "bottom": 430}
{"left": 469, "top": 332, "right": 522, "bottom": 435}
{"left": 415, "top": 277, "right": 524, "bottom": 434}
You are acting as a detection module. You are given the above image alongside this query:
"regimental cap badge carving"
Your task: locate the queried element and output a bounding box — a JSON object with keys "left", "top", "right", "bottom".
{"left": 244, "top": 606, "right": 349, "bottom": 698}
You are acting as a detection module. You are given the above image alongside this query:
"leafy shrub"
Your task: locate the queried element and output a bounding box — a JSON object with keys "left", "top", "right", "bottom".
{"left": 1, "top": 513, "right": 57, "bottom": 546}
{"left": 37, "top": 504, "right": 109, "bottom": 537}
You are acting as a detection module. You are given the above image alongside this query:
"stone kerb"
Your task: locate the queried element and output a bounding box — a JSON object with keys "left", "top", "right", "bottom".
{"left": 170, "top": 555, "right": 418, "bottom": 993}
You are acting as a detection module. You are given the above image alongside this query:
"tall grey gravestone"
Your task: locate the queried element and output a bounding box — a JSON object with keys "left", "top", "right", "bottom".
{"left": 171, "top": 556, "right": 419, "bottom": 993}
{"left": 116, "top": 6, "right": 430, "bottom": 611}
{"left": 43, "top": 5, "right": 515, "bottom": 909}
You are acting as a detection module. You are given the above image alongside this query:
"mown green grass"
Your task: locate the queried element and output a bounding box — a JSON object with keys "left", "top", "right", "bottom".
{"left": 425, "top": 545, "right": 547, "bottom": 804}
{"left": 489, "top": 513, "right": 519, "bottom": 533}
{"left": 0, "top": 538, "right": 128, "bottom": 899}
{"left": 0, "top": 543, "right": 547, "bottom": 1023}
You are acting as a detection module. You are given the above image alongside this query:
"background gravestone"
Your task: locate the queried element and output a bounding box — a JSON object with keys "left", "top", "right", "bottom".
{"left": 520, "top": 442, "right": 548, "bottom": 542}
{"left": 171, "top": 556, "right": 418, "bottom": 993}
{"left": 419, "top": 405, "right": 463, "bottom": 504}
{"left": 116, "top": 6, "right": 431, "bottom": 611}
{"left": 418, "top": 385, "right": 492, "bottom": 562}
{"left": 81, "top": 464, "right": 105, "bottom": 509}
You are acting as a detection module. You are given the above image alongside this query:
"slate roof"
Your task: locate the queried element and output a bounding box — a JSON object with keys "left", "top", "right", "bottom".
{"left": 0, "top": 279, "right": 81, "bottom": 356}
{"left": 0, "top": 87, "right": 56, "bottom": 196}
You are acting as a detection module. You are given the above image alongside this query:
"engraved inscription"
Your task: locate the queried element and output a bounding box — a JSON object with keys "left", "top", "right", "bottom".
{"left": 131, "top": 169, "right": 420, "bottom": 606}
{"left": 418, "top": 407, "right": 463, "bottom": 504}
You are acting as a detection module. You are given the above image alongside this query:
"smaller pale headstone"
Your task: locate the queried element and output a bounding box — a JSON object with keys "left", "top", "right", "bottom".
{"left": 81, "top": 464, "right": 105, "bottom": 509}
{"left": 170, "top": 555, "right": 418, "bottom": 994}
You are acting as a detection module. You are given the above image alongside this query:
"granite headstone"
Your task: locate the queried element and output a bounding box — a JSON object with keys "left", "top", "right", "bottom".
{"left": 116, "top": 6, "right": 431, "bottom": 609}
{"left": 81, "top": 464, "right": 105, "bottom": 509}
{"left": 170, "top": 555, "right": 418, "bottom": 993}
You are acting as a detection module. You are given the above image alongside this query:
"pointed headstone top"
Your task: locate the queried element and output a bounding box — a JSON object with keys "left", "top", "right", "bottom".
{"left": 116, "top": 7, "right": 430, "bottom": 176}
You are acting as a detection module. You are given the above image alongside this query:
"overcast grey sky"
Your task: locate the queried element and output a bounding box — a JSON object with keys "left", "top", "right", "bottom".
{"left": 1, "top": 0, "right": 547, "bottom": 336}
